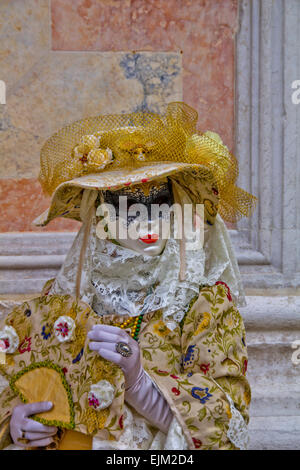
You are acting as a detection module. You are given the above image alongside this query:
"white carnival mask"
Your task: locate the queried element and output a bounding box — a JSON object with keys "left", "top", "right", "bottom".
{"left": 96, "top": 180, "right": 174, "bottom": 256}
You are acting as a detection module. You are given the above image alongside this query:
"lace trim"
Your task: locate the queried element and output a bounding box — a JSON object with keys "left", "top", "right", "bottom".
{"left": 225, "top": 393, "right": 249, "bottom": 450}
{"left": 92, "top": 404, "right": 188, "bottom": 450}
{"left": 209, "top": 376, "right": 249, "bottom": 450}
{"left": 92, "top": 404, "right": 161, "bottom": 450}
{"left": 50, "top": 206, "right": 246, "bottom": 324}
{"left": 162, "top": 416, "right": 189, "bottom": 450}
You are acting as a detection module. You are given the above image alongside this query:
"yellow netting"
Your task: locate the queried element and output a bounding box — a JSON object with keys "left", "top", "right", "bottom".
{"left": 39, "top": 101, "right": 256, "bottom": 223}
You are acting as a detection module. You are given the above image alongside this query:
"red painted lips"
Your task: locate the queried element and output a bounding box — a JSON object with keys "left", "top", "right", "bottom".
{"left": 139, "top": 234, "right": 159, "bottom": 244}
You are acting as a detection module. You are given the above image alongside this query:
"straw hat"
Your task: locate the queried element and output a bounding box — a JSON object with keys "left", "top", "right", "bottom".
{"left": 34, "top": 102, "right": 256, "bottom": 227}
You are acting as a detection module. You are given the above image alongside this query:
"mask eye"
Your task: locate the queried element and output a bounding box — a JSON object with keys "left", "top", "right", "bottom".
{"left": 155, "top": 196, "right": 171, "bottom": 206}
{"left": 126, "top": 198, "right": 138, "bottom": 208}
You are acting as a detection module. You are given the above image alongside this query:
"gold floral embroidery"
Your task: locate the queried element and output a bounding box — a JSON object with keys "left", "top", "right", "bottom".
{"left": 97, "top": 408, "right": 109, "bottom": 430}
{"left": 244, "top": 388, "right": 251, "bottom": 406}
{"left": 153, "top": 320, "right": 172, "bottom": 338}
{"left": 203, "top": 199, "right": 217, "bottom": 217}
{"left": 84, "top": 406, "right": 110, "bottom": 434}
{"left": 193, "top": 312, "right": 211, "bottom": 335}
{"left": 5, "top": 306, "right": 32, "bottom": 342}
{"left": 0, "top": 295, "right": 125, "bottom": 443}
{"left": 91, "top": 356, "right": 120, "bottom": 384}
{"left": 84, "top": 407, "right": 98, "bottom": 434}
{"left": 225, "top": 402, "right": 232, "bottom": 419}
{"left": 70, "top": 323, "right": 86, "bottom": 357}
{"left": 138, "top": 283, "right": 250, "bottom": 450}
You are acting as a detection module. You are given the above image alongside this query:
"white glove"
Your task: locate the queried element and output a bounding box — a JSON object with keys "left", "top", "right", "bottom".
{"left": 88, "top": 324, "right": 173, "bottom": 433}
{"left": 10, "top": 401, "right": 57, "bottom": 448}
{"left": 88, "top": 324, "right": 143, "bottom": 389}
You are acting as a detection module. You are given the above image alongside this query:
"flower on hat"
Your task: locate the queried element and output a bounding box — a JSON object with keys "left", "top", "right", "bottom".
{"left": 117, "top": 130, "right": 156, "bottom": 162}
{"left": 0, "top": 325, "right": 19, "bottom": 353}
{"left": 204, "top": 130, "right": 224, "bottom": 145}
{"left": 71, "top": 133, "right": 113, "bottom": 177}
{"left": 54, "top": 315, "right": 75, "bottom": 343}
{"left": 85, "top": 148, "right": 113, "bottom": 171}
{"left": 88, "top": 380, "right": 115, "bottom": 410}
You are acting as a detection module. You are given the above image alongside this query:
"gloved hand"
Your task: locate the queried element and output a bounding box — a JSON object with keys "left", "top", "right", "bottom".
{"left": 10, "top": 401, "right": 57, "bottom": 448}
{"left": 125, "top": 370, "right": 173, "bottom": 434}
{"left": 88, "top": 324, "right": 143, "bottom": 389}
{"left": 88, "top": 324, "right": 173, "bottom": 433}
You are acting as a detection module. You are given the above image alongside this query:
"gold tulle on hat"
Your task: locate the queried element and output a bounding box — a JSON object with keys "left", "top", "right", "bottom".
{"left": 37, "top": 102, "right": 256, "bottom": 225}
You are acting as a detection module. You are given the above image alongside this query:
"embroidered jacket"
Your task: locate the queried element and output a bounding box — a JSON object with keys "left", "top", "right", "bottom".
{"left": 0, "top": 282, "right": 250, "bottom": 450}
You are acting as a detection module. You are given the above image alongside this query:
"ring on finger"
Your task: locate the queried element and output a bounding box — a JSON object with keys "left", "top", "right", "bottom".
{"left": 115, "top": 342, "right": 132, "bottom": 357}
{"left": 17, "top": 430, "right": 30, "bottom": 444}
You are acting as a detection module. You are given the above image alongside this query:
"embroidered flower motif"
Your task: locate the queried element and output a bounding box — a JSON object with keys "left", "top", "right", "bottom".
{"left": 153, "top": 320, "right": 171, "bottom": 337}
{"left": 0, "top": 326, "right": 19, "bottom": 353}
{"left": 191, "top": 387, "right": 212, "bottom": 404}
{"left": 216, "top": 281, "right": 232, "bottom": 301}
{"left": 88, "top": 394, "right": 100, "bottom": 409}
{"left": 72, "top": 347, "right": 84, "bottom": 364}
{"left": 18, "top": 336, "right": 31, "bottom": 354}
{"left": 88, "top": 380, "right": 115, "bottom": 410}
{"left": 54, "top": 316, "right": 75, "bottom": 343}
{"left": 62, "top": 367, "right": 68, "bottom": 375}
{"left": 0, "top": 339, "right": 9, "bottom": 351}
{"left": 223, "top": 313, "right": 240, "bottom": 330}
{"left": 187, "top": 372, "right": 193, "bottom": 377}
{"left": 152, "top": 367, "right": 169, "bottom": 376}
{"left": 182, "top": 344, "right": 197, "bottom": 368}
{"left": 192, "top": 438, "right": 202, "bottom": 449}
{"left": 170, "top": 374, "right": 179, "bottom": 379}
{"left": 242, "top": 358, "right": 248, "bottom": 375}
{"left": 244, "top": 388, "right": 251, "bottom": 406}
{"left": 171, "top": 387, "right": 180, "bottom": 396}
{"left": 225, "top": 402, "right": 232, "bottom": 419}
{"left": 194, "top": 312, "right": 211, "bottom": 336}
{"left": 41, "top": 323, "right": 52, "bottom": 340}
{"left": 118, "top": 414, "right": 124, "bottom": 430}
{"left": 200, "top": 363, "right": 210, "bottom": 375}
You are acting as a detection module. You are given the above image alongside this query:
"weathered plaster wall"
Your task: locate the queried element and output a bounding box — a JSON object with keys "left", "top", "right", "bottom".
{"left": 0, "top": 0, "right": 237, "bottom": 232}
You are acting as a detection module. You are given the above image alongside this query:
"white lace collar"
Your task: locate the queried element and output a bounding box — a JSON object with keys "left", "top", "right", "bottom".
{"left": 50, "top": 213, "right": 246, "bottom": 326}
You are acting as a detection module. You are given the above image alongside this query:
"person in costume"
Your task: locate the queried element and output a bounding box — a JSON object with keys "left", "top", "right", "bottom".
{"left": 0, "top": 102, "right": 256, "bottom": 450}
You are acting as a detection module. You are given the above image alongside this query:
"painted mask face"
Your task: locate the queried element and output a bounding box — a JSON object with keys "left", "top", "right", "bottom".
{"left": 96, "top": 180, "right": 174, "bottom": 256}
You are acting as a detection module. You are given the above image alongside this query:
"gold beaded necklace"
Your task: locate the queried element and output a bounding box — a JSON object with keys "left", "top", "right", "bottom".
{"left": 113, "top": 314, "right": 144, "bottom": 341}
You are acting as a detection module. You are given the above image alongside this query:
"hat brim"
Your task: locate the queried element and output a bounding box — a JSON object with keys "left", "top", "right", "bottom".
{"left": 33, "top": 162, "right": 216, "bottom": 226}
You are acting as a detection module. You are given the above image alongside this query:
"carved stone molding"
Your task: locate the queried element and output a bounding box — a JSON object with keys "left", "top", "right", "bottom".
{"left": 235, "top": 0, "right": 300, "bottom": 288}
{"left": 241, "top": 295, "right": 300, "bottom": 449}
{"left": 0, "top": 230, "right": 286, "bottom": 294}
